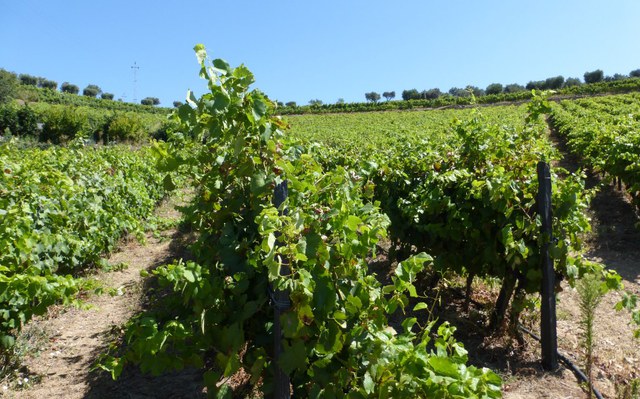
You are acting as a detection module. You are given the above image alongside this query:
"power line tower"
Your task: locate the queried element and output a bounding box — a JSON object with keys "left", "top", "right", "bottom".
{"left": 131, "top": 62, "right": 139, "bottom": 104}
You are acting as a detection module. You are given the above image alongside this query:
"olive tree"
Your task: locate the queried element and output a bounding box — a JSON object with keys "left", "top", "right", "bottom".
{"left": 365, "top": 92, "right": 381, "bottom": 103}
{"left": 485, "top": 83, "right": 503, "bottom": 95}
{"left": 382, "top": 91, "right": 395, "bottom": 101}
{"left": 584, "top": 69, "right": 604, "bottom": 84}
{"left": 39, "top": 79, "right": 58, "bottom": 90}
{"left": 83, "top": 84, "right": 102, "bottom": 97}
{"left": 401, "top": 89, "right": 421, "bottom": 100}
{"left": 61, "top": 82, "right": 80, "bottom": 94}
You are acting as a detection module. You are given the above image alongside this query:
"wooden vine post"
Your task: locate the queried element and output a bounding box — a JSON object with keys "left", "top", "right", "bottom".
{"left": 537, "top": 161, "right": 558, "bottom": 371}
{"left": 271, "top": 180, "right": 291, "bottom": 399}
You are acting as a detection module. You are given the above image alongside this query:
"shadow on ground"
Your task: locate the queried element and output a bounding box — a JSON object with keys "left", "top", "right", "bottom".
{"left": 83, "top": 226, "right": 208, "bottom": 399}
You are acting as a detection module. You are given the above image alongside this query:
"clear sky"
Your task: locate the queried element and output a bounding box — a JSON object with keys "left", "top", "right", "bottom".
{"left": 2, "top": 0, "right": 640, "bottom": 107}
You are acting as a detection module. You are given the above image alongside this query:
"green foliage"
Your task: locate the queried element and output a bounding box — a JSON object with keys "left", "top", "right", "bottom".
{"left": 577, "top": 273, "right": 604, "bottom": 398}
{"left": 287, "top": 91, "right": 614, "bottom": 331}
{"left": 34, "top": 84, "right": 169, "bottom": 114}
{"left": 630, "top": 69, "right": 640, "bottom": 78}
{"left": 0, "top": 104, "right": 37, "bottom": 137}
{"left": 526, "top": 80, "right": 545, "bottom": 91}
{"left": 402, "top": 88, "right": 421, "bottom": 100}
{"left": 172, "top": 101, "right": 183, "bottom": 108}
{"left": 584, "top": 69, "right": 604, "bottom": 84}
{"left": 141, "top": 97, "right": 160, "bottom": 106}
{"left": 18, "top": 74, "right": 38, "bottom": 86}
{"left": 82, "top": 84, "right": 102, "bottom": 98}
{"left": 616, "top": 378, "right": 640, "bottom": 399}
{"left": 279, "top": 78, "right": 640, "bottom": 116}
{"left": 448, "top": 87, "right": 470, "bottom": 98}
{"left": 1, "top": 98, "right": 169, "bottom": 143}
{"left": 0, "top": 69, "right": 19, "bottom": 104}
{"left": 365, "top": 91, "right": 381, "bottom": 103}
{"left": 60, "top": 82, "right": 79, "bottom": 94}
{"left": 105, "top": 112, "right": 147, "bottom": 142}
{"left": 285, "top": 101, "right": 297, "bottom": 107}
{"left": 39, "top": 105, "right": 89, "bottom": 143}
{"left": 504, "top": 83, "right": 525, "bottom": 93}
{"left": 564, "top": 77, "right": 582, "bottom": 87}
{"left": 382, "top": 91, "right": 395, "bottom": 101}
{"left": 0, "top": 143, "right": 172, "bottom": 359}
{"left": 38, "top": 79, "right": 57, "bottom": 90}
{"left": 616, "top": 291, "right": 640, "bottom": 339}
{"left": 544, "top": 75, "right": 565, "bottom": 90}
{"left": 550, "top": 93, "right": 640, "bottom": 210}
{"left": 606, "top": 74, "right": 629, "bottom": 82}
{"left": 421, "top": 88, "right": 442, "bottom": 100}
{"left": 308, "top": 99, "right": 323, "bottom": 106}
{"left": 485, "top": 83, "right": 503, "bottom": 95}
{"left": 101, "top": 92, "right": 115, "bottom": 100}
{"left": 101, "top": 45, "right": 502, "bottom": 398}
{"left": 465, "top": 85, "right": 484, "bottom": 97}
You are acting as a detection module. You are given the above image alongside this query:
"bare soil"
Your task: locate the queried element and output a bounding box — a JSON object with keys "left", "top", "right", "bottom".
{"left": 2, "top": 125, "right": 639, "bottom": 398}
{"left": 1, "top": 192, "right": 205, "bottom": 399}
{"left": 493, "top": 122, "right": 640, "bottom": 398}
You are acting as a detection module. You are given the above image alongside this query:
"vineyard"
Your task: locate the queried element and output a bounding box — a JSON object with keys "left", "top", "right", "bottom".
{"left": 0, "top": 141, "right": 175, "bottom": 355}
{"left": 550, "top": 93, "right": 640, "bottom": 212}
{"left": 1, "top": 47, "right": 639, "bottom": 398}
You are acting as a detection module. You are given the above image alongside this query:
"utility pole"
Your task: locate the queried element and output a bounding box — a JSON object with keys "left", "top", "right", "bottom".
{"left": 131, "top": 62, "right": 139, "bottom": 104}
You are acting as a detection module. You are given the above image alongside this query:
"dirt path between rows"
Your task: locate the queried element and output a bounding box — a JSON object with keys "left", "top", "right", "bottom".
{"left": 2, "top": 192, "right": 205, "bottom": 399}
{"left": 500, "top": 119, "right": 640, "bottom": 398}
{"left": 3, "top": 117, "right": 639, "bottom": 398}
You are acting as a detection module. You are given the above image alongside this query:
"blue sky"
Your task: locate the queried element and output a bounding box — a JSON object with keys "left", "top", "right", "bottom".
{"left": 2, "top": 0, "right": 640, "bottom": 106}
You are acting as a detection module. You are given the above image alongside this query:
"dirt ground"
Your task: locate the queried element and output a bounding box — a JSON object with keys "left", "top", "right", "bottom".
{"left": 1, "top": 192, "right": 206, "bottom": 399}
{"left": 2, "top": 133, "right": 639, "bottom": 398}
{"left": 493, "top": 122, "right": 640, "bottom": 398}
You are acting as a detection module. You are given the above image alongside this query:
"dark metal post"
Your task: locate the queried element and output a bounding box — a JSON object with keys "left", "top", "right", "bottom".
{"left": 272, "top": 180, "right": 290, "bottom": 398}
{"left": 537, "top": 161, "right": 558, "bottom": 370}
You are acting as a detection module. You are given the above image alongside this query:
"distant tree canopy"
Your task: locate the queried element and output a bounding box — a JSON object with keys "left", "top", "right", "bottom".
{"left": 0, "top": 69, "right": 18, "bottom": 103}
{"left": 83, "top": 84, "right": 102, "bottom": 97}
{"left": 421, "top": 88, "right": 441, "bottom": 100}
{"left": 365, "top": 92, "right": 381, "bottom": 103}
{"left": 485, "top": 83, "right": 503, "bottom": 95}
{"left": 38, "top": 79, "right": 57, "bottom": 90}
{"left": 564, "top": 77, "right": 582, "bottom": 87}
{"left": 285, "top": 101, "right": 297, "bottom": 107}
{"left": 18, "top": 74, "right": 38, "bottom": 86}
{"left": 61, "top": 82, "right": 80, "bottom": 94}
{"left": 336, "top": 98, "right": 345, "bottom": 104}
{"left": 448, "top": 87, "right": 470, "bottom": 97}
{"left": 630, "top": 69, "right": 640, "bottom": 78}
{"left": 545, "top": 75, "right": 565, "bottom": 90}
{"left": 101, "top": 92, "right": 114, "bottom": 100}
{"left": 402, "top": 89, "right": 421, "bottom": 100}
{"left": 173, "top": 101, "right": 184, "bottom": 108}
{"left": 525, "top": 80, "right": 545, "bottom": 90}
{"left": 503, "top": 83, "right": 525, "bottom": 93}
{"left": 526, "top": 76, "right": 564, "bottom": 90}
{"left": 141, "top": 97, "right": 160, "bottom": 106}
{"left": 308, "top": 99, "right": 323, "bottom": 106}
{"left": 584, "top": 69, "right": 604, "bottom": 84}
{"left": 382, "top": 91, "right": 395, "bottom": 101}
{"left": 604, "top": 73, "right": 628, "bottom": 82}
{"left": 465, "top": 85, "right": 484, "bottom": 97}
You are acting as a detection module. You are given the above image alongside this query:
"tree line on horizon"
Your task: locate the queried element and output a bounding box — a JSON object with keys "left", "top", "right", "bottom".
{"left": 0, "top": 69, "right": 162, "bottom": 106}
{"left": 367, "top": 69, "right": 640, "bottom": 103}
{"left": 277, "top": 68, "right": 640, "bottom": 107}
